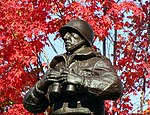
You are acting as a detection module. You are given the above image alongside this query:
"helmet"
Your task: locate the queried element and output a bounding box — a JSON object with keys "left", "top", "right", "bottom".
{"left": 59, "top": 19, "right": 94, "bottom": 46}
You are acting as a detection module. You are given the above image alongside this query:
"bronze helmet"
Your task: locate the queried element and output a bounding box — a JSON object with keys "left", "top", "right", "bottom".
{"left": 59, "top": 19, "right": 94, "bottom": 46}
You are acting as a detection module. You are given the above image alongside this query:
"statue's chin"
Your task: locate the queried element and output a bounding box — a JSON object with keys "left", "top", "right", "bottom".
{"left": 65, "top": 46, "right": 73, "bottom": 52}
{"left": 66, "top": 48, "right": 71, "bottom": 52}
{"left": 66, "top": 45, "right": 75, "bottom": 52}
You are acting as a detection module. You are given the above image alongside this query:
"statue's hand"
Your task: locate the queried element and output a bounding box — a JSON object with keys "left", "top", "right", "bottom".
{"left": 36, "top": 69, "right": 66, "bottom": 92}
{"left": 62, "top": 71, "right": 82, "bottom": 85}
{"left": 46, "top": 69, "right": 66, "bottom": 83}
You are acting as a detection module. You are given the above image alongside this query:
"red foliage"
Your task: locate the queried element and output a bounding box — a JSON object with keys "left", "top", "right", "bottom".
{"left": 0, "top": 0, "right": 150, "bottom": 114}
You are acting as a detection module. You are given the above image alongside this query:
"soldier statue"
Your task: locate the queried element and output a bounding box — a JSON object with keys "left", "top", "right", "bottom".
{"left": 23, "top": 19, "right": 123, "bottom": 115}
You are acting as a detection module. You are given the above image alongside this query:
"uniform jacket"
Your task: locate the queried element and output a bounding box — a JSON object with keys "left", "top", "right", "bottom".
{"left": 23, "top": 47, "right": 123, "bottom": 115}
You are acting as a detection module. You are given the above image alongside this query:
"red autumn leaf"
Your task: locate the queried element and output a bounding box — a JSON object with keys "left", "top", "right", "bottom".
{"left": 0, "top": 0, "right": 149, "bottom": 114}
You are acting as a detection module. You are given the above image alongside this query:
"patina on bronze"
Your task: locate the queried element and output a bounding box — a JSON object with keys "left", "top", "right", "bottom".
{"left": 23, "top": 19, "right": 123, "bottom": 115}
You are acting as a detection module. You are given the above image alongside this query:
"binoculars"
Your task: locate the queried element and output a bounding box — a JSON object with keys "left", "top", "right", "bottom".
{"left": 49, "top": 82, "right": 76, "bottom": 98}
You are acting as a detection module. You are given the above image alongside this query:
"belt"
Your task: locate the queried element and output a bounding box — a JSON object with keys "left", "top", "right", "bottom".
{"left": 51, "top": 101, "right": 93, "bottom": 115}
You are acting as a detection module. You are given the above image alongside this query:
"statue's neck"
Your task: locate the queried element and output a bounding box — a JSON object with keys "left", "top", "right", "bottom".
{"left": 74, "top": 45, "right": 87, "bottom": 54}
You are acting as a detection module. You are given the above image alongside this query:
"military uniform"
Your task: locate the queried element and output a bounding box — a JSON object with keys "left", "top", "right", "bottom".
{"left": 23, "top": 19, "right": 123, "bottom": 115}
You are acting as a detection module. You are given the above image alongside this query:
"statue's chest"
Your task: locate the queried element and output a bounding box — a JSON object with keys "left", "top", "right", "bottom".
{"left": 63, "top": 57, "right": 99, "bottom": 77}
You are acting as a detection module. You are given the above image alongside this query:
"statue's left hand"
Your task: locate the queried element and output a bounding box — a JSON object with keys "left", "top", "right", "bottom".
{"left": 61, "top": 70, "right": 82, "bottom": 85}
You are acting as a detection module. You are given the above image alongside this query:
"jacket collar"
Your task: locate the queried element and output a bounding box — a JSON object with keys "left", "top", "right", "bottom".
{"left": 74, "top": 47, "right": 96, "bottom": 56}
{"left": 50, "top": 47, "right": 101, "bottom": 68}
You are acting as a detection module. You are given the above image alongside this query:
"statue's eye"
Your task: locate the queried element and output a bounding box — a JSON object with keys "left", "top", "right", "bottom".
{"left": 72, "top": 33, "right": 80, "bottom": 38}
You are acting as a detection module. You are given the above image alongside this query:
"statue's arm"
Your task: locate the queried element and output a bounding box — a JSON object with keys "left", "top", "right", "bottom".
{"left": 65, "top": 58, "right": 123, "bottom": 100}
{"left": 23, "top": 68, "right": 63, "bottom": 114}
{"left": 23, "top": 82, "right": 49, "bottom": 114}
{"left": 82, "top": 58, "right": 123, "bottom": 100}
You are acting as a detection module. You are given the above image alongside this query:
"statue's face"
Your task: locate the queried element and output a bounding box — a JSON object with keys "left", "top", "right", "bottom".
{"left": 63, "top": 32, "right": 83, "bottom": 52}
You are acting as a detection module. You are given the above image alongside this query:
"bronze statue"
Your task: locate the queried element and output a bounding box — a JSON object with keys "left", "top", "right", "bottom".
{"left": 23, "top": 19, "right": 123, "bottom": 115}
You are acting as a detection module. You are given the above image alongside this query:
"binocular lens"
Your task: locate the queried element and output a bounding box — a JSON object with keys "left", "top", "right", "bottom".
{"left": 49, "top": 83, "right": 76, "bottom": 98}
{"left": 66, "top": 84, "right": 76, "bottom": 95}
{"left": 49, "top": 82, "right": 61, "bottom": 98}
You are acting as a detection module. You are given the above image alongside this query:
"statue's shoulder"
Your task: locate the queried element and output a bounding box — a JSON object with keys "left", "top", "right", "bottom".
{"left": 50, "top": 53, "right": 66, "bottom": 68}
{"left": 94, "top": 54, "right": 113, "bottom": 68}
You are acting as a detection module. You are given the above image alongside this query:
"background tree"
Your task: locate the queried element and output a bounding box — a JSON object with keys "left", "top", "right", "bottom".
{"left": 0, "top": 0, "right": 149, "bottom": 114}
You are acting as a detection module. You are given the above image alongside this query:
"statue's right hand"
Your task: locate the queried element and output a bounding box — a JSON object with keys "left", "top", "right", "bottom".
{"left": 36, "top": 69, "right": 66, "bottom": 92}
